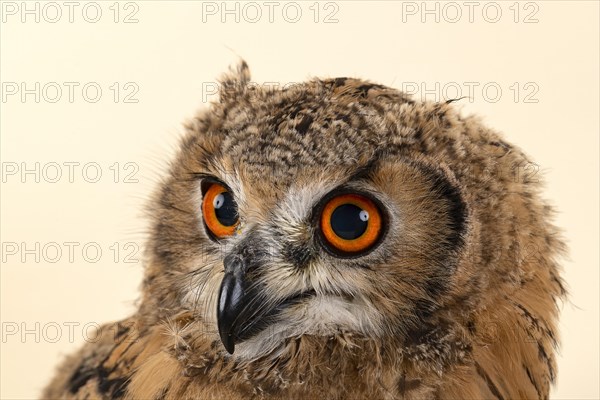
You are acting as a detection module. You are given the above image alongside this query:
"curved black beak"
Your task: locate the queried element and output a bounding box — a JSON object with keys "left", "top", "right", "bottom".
{"left": 217, "top": 255, "right": 248, "bottom": 354}
{"left": 216, "top": 254, "right": 317, "bottom": 354}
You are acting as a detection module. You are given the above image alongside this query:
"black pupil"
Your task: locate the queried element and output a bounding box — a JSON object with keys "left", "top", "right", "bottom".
{"left": 214, "top": 191, "right": 238, "bottom": 226}
{"left": 330, "top": 203, "right": 368, "bottom": 240}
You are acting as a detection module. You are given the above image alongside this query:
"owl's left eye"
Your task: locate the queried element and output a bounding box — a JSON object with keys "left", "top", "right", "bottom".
{"left": 202, "top": 183, "right": 239, "bottom": 239}
{"left": 318, "top": 192, "right": 383, "bottom": 255}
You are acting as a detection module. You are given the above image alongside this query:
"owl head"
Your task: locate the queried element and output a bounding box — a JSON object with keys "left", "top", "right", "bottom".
{"left": 140, "top": 62, "right": 564, "bottom": 385}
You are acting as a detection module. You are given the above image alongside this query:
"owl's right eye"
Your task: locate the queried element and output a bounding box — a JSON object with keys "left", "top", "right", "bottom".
{"left": 202, "top": 183, "right": 239, "bottom": 239}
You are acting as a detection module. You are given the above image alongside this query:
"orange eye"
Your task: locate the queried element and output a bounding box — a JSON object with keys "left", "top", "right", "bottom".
{"left": 202, "top": 183, "right": 239, "bottom": 239}
{"left": 319, "top": 193, "right": 383, "bottom": 255}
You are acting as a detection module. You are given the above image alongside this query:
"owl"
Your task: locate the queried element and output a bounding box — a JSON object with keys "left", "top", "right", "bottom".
{"left": 43, "top": 61, "right": 565, "bottom": 400}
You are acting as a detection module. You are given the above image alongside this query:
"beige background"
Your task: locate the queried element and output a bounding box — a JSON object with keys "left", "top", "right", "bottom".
{"left": 1, "top": 1, "right": 598, "bottom": 398}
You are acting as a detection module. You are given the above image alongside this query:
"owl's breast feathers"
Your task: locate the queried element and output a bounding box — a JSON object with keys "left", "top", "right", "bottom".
{"left": 43, "top": 307, "right": 552, "bottom": 399}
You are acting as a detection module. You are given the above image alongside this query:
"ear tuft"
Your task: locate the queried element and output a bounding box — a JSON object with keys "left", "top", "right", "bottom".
{"left": 218, "top": 59, "right": 251, "bottom": 102}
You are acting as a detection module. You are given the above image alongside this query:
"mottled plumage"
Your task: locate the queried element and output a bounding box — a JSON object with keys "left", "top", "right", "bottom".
{"left": 44, "top": 62, "right": 565, "bottom": 400}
